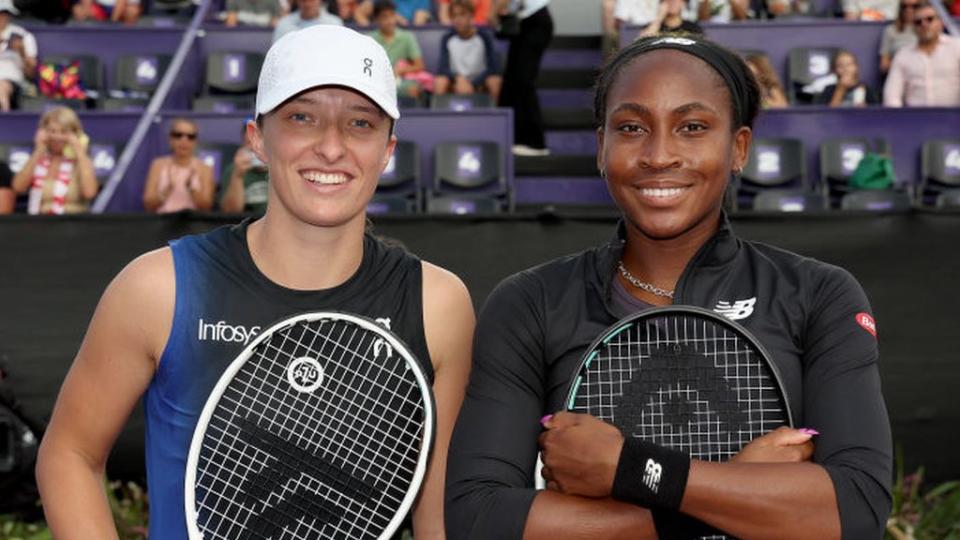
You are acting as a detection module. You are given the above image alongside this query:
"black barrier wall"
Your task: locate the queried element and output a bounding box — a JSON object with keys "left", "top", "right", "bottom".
{"left": 0, "top": 212, "right": 957, "bottom": 483}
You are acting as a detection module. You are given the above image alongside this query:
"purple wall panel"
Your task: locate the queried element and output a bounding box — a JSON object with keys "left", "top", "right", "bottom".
{"left": 515, "top": 176, "right": 612, "bottom": 205}
{"left": 622, "top": 20, "right": 886, "bottom": 88}
{"left": 24, "top": 25, "right": 184, "bottom": 96}
{"left": 754, "top": 107, "right": 960, "bottom": 187}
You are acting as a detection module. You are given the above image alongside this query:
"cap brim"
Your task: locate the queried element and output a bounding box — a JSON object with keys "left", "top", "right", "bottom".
{"left": 257, "top": 75, "right": 400, "bottom": 120}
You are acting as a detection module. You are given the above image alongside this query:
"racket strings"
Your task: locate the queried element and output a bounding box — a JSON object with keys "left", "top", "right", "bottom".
{"left": 193, "top": 318, "right": 428, "bottom": 540}
{"left": 571, "top": 314, "right": 788, "bottom": 462}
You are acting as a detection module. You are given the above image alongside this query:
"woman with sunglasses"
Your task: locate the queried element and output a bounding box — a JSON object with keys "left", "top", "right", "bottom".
{"left": 879, "top": 0, "right": 918, "bottom": 74}
{"left": 142, "top": 118, "right": 215, "bottom": 213}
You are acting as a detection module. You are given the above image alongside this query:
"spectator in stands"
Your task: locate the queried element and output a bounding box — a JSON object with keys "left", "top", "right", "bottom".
{"left": 639, "top": 0, "right": 703, "bottom": 37}
{"left": 225, "top": 0, "right": 282, "bottom": 27}
{"left": 495, "top": 0, "right": 553, "bottom": 156}
{"left": 273, "top": 0, "right": 343, "bottom": 42}
{"left": 600, "top": 0, "right": 617, "bottom": 56}
{"left": 12, "top": 107, "right": 98, "bottom": 215}
{"left": 765, "top": 0, "right": 813, "bottom": 17}
{"left": 72, "top": 0, "right": 142, "bottom": 24}
{"left": 395, "top": 0, "right": 432, "bottom": 25}
{"left": 883, "top": 1, "right": 960, "bottom": 106}
{"left": 817, "top": 50, "right": 879, "bottom": 106}
{"left": 438, "top": 0, "right": 491, "bottom": 25}
{"left": 142, "top": 118, "right": 215, "bottom": 213}
{"left": 435, "top": 0, "right": 502, "bottom": 103}
{"left": 0, "top": 159, "right": 13, "bottom": 214}
{"left": 694, "top": 0, "right": 748, "bottom": 22}
{"left": 842, "top": 0, "right": 897, "bottom": 19}
{"left": 745, "top": 53, "right": 788, "bottom": 108}
{"left": 220, "top": 121, "right": 269, "bottom": 214}
{"left": 370, "top": 0, "right": 430, "bottom": 100}
{"left": 0, "top": 0, "right": 37, "bottom": 112}
{"left": 879, "top": 0, "right": 918, "bottom": 73}
{"left": 613, "top": 0, "right": 662, "bottom": 35}
{"left": 327, "top": 0, "right": 374, "bottom": 24}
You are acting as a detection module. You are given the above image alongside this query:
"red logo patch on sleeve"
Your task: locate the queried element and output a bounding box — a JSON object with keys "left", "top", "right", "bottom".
{"left": 856, "top": 312, "right": 877, "bottom": 338}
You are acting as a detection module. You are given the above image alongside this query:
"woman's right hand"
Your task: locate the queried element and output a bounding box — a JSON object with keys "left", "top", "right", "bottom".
{"left": 233, "top": 148, "right": 252, "bottom": 174}
{"left": 730, "top": 426, "right": 815, "bottom": 464}
{"left": 33, "top": 128, "right": 48, "bottom": 154}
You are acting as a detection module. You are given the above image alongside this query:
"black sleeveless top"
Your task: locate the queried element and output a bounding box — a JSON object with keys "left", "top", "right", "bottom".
{"left": 144, "top": 219, "right": 432, "bottom": 539}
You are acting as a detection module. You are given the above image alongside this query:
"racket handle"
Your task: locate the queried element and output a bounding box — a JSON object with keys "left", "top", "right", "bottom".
{"left": 611, "top": 438, "right": 690, "bottom": 510}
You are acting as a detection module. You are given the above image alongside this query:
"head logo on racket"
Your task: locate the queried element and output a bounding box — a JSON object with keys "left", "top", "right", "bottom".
{"left": 287, "top": 356, "right": 324, "bottom": 392}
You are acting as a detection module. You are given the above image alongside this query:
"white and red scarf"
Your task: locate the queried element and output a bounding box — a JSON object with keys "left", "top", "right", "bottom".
{"left": 28, "top": 155, "right": 74, "bottom": 215}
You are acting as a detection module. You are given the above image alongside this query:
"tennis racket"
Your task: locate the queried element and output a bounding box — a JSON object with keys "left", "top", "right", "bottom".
{"left": 565, "top": 305, "right": 793, "bottom": 462}
{"left": 185, "top": 311, "right": 435, "bottom": 540}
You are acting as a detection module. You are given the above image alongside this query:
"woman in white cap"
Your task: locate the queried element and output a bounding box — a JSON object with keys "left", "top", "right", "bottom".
{"left": 36, "top": 25, "right": 473, "bottom": 539}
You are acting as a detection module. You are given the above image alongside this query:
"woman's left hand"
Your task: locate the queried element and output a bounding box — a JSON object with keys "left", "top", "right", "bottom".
{"left": 731, "top": 426, "right": 815, "bottom": 464}
{"left": 539, "top": 412, "right": 624, "bottom": 497}
{"left": 66, "top": 133, "right": 85, "bottom": 156}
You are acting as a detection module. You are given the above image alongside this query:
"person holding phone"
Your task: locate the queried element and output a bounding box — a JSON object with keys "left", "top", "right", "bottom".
{"left": 12, "top": 106, "right": 98, "bottom": 214}
{"left": 220, "top": 120, "right": 270, "bottom": 214}
{"left": 0, "top": 0, "right": 38, "bottom": 112}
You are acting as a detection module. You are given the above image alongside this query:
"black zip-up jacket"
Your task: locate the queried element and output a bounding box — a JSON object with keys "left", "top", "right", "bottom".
{"left": 446, "top": 217, "right": 892, "bottom": 539}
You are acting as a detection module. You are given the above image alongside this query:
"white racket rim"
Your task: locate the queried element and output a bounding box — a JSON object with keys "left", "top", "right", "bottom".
{"left": 184, "top": 310, "right": 435, "bottom": 540}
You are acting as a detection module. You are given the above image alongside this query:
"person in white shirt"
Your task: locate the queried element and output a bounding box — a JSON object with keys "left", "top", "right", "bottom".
{"left": 273, "top": 0, "right": 343, "bottom": 42}
{"left": 0, "top": 0, "right": 37, "bottom": 112}
{"left": 883, "top": 2, "right": 960, "bottom": 107}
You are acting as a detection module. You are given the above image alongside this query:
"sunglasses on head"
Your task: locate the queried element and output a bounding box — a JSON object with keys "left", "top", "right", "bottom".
{"left": 913, "top": 14, "right": 936, "bottom": 24}
{"left": 170, "top": 131, "right": 197, "bottom": 140}
{"left": 900, "top": 2, "right": 918, "bottom": 8}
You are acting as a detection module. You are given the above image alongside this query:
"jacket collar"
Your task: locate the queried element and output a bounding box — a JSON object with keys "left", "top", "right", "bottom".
{"left": 597, "top": 211, "right": 739, "bottom": 310}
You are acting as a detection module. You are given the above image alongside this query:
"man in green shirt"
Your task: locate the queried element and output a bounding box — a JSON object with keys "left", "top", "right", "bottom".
{"left": 369, "top": 0, "right": 428, "bottom": 99}
{"left": 219, "top": 124, "right": 269, "bottom": 214}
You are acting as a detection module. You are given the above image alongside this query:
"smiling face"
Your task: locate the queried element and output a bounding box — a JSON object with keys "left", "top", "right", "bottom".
{"left": 168, "top": 119, "right": 198, "bottom": 160}
{"left": 249, "top": 86, "right": 396, "bottom": 229}
{"left": 597, "top": 50, "right": 750, "bottom": 241}
{"left": 44, "top": 120, "right": 71, "bottom": 156}
{"left": 833, "top": 52, "right": 859, "bottom": 82}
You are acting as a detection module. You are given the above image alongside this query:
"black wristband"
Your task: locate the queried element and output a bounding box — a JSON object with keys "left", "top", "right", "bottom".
{"left": 611, "top": 438, "right": 690, "bottom": 510}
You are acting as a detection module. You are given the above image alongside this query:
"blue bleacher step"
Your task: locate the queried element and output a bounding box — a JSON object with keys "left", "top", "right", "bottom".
{"left": 537, "top": 69, "right": 599, "bottom": 90}
{"left": 543, "top": 108, "right": 594, "bottom": 130}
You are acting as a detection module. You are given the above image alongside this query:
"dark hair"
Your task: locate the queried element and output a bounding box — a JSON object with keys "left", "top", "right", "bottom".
{"left": 831, "top": 49, "right": 858, "bottom": 72}
{"left": 450, "top": 0, "right": 476, "bottom": 14}
{"left": 373, "top": 0, "right": 396, "bottom": 18}
{"left": 594, "top": 35, "right": 761, "bottom": 132}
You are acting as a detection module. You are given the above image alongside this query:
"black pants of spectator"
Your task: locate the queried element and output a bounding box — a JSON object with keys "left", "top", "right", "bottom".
{"left": 499, "top": 6, "right": 554, "bottom": 150}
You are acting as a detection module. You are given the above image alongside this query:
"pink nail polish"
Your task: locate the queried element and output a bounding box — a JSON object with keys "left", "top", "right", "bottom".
{"left": 540, "top": 414, "right": 553, "bottom": 426}
{"left": 799, "top": 428, "right": 820, "bottom": 436}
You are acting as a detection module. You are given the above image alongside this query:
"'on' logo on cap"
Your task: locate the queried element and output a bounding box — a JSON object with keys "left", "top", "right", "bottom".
{"left": 363, "top": 58, "right": 373, "bottom": 77}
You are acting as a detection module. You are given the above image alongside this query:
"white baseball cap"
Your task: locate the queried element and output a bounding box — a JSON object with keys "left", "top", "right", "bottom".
{"left": 256, "top": 25, "right": 399, "bottom": 120}
{"left": 0, "top": 0, "right": 19, "bottom": 15}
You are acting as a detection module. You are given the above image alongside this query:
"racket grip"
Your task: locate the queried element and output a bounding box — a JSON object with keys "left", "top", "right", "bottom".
{"left": 611, "top": 438, "right": 690, "bottom": 510}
